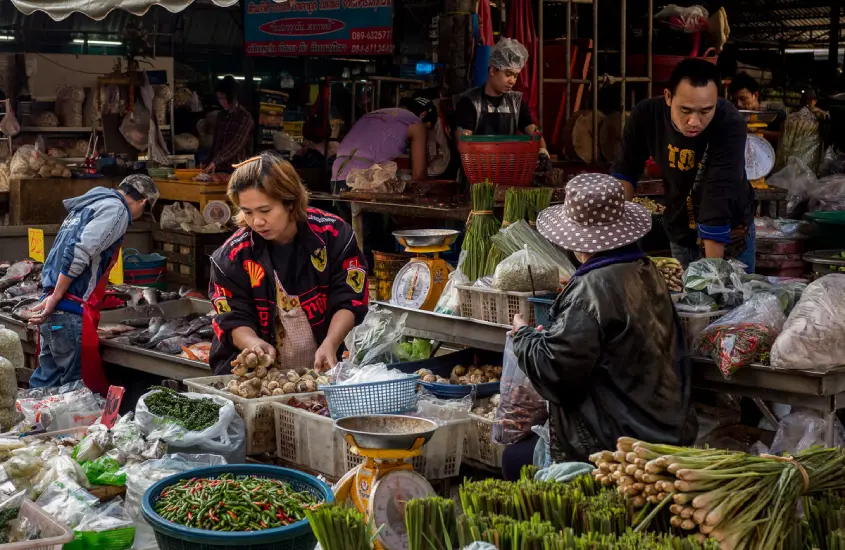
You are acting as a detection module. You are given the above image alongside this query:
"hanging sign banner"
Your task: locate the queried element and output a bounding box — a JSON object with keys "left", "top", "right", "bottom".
{"left": 244, "top": 0, "right": 394, "bottom": 56}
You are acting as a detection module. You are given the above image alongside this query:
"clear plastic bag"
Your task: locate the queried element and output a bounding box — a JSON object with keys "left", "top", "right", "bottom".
{"left": 769, "top": 409, "right": 845, "bottom": 455}
{"left": 434, "top": 252, "right": 468, "bottom": 317}
{"left": 492, "top": 221, "right": 575, "bottom": 282}
{"left": 344, "top": 308, "right": 407, "bottom": 366}
{"left": 493, "top": 246, "right": 559, "bottom": 292}
{"left": 0, "top": 106, "right": 20, "bottom": 138}
{"left": 413, "top": 388, "right": 472, "bottom": 421}
{"left": 327, "top": 362, "right": 409, "bottom": 385}
{"left": 654, "top": 4, "right": 709, "bottom": 32}
{"left": 676, "top": 291, "right": 718, "bottom": 313}
{"left": 33, "top": 454, "right": 91, "bottom": 496}
{"left": 777, "top": 107, "right": 824, "bottom": 173}
{"left": 696, "top": 292, "right": 787, "bottom": 378}
{"left": 771, "top": 274, "right": 845, "bottom": 371}
{"left": 135, "top": 390, "right": 245, "bottom": 463}
{"left": 682, "top": 258, "right": 745, "bottom": 308}
{"left": 0, "top": 491, "right": 25, "bottom": 540}
{"left": 820, "top": 146, "right": 845, "bottom": 176}
{"left": 35, "top": 476, "right": 99, "bottom": 529}
{"left": 766, "top": 156, "right": 818, "bottom": 216}
{"left": 122, "top": 454, "right": 227, "bottom": 521}
{"left": 808, "top": 173, "right": 845, "bottom": 212}
{"left": 493, "top": 335, "right": 548, "bottom": 444}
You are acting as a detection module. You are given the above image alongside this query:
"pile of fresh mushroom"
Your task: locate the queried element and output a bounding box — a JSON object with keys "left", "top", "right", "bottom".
{"left": 225, "top": 348, "right": 329, "bottom": 398}
{"left": 415, "top": 364, "right": 502, "bottom": 385}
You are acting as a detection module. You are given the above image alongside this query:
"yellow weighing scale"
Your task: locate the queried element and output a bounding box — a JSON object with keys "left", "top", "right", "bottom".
{"left": 333, "top": 415, "right": 439, "bottom": 550}
{"left": 740, "top": 110, "right": 778, "bottom": 189}
{"left": 390, "top": 230, "right": 458, "bottom": 310}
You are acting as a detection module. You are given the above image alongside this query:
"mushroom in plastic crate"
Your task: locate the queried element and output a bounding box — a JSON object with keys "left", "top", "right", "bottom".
{"left": 183, "top": 375, "right": 322, "bottom": 456}
{"left": 271, "top": 396, "right": 347, "bottom": 479}
{"left": 343, "top": 417, "right": 470, "bottom": 480}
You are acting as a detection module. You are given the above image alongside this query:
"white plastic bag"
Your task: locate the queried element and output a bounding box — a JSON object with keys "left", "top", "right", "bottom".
{"left": 344, "top": 309, "right": 407, "bottom": 366}
{"left": 135, "top": 390, "right": 245, "bottom": 463}
{"left": 36, "top": 476, "right": 98, "bottom": 529}
{"left": 808, "top": 173, "right": 845, "bottom": 212}
{"left": 327, "top": 362, "right": 409, "bottom": 385}
{"left": 771, "top": 274, "right": 845, "bottom": 371}
{"left": 0, "top": 106, "right": 20, "bottom": 137}
{"left": 434, "top": 252, "right": 468, "bottom": 316}
{"left": 769, "top": 409, "right": 845, "bottom": 455}
{"left": 492, "top": 246, "right": 559, "bottom": 292}
{"left": 766, "top": 157, "right": 818, "bottom": 216}
{"left": 493, "top": 335, "right": 548, "bottom": 444}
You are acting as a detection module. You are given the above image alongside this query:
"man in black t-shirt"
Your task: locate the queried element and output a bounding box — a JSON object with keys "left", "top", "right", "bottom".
{"left": 612, "top": 59, "right": 756, "bottom": 272}
{"left": 454, "top": 38, "right": 550, "bottom": 168}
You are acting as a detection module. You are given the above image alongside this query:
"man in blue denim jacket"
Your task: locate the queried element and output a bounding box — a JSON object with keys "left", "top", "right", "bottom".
{"left": 28, "top": 175, "right": 159, "bottom": 393}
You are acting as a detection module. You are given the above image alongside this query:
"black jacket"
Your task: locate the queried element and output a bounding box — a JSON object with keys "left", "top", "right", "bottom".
{"left": 208, "top": 208, "right": 369, "bottom": 375}
{"left": 513, "top": 255, "right": 697, "bottom": 461}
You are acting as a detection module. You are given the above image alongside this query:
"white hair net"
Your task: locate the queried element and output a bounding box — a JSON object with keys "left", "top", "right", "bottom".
{"left": 489, "top": 37, "right": 529, "bottom": 71}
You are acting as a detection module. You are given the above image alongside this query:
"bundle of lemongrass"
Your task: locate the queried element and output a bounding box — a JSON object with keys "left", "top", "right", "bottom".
{"left": 404, "top": 496, "right": 457, "bottom": 550}
{"left": 462, "top": 181, "right": 500, "bottom": 282}
{"left": 305, "top": 505, "right": 374, "bottom": 550}
{"left": 590, "top": 437, "right": 845, "bottom": 549}
{"left": 804, "top": 492, "right": 845, "bottom": 550}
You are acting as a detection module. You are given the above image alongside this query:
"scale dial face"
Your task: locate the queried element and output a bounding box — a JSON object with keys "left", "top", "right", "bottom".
{"left": 745, "top": 134, "right": 776, "bottom": 180}
{"left": 368, "top": 470, "right": 435, "bottom": 550}
{"left": 391, "top": 260, "right": 433, "bottom": 309}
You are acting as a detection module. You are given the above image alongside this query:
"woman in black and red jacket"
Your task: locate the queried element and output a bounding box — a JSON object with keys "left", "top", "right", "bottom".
{"left": 208, "top": 152, "right": 368, "bottom": 375}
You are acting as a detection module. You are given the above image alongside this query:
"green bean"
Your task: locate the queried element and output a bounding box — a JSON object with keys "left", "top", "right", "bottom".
{"left": 154, "top": 473, "right": 321, "bottom": 531}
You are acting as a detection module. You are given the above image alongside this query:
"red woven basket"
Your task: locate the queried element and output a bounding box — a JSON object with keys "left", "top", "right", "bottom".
{"left": 457, "top": 134, "right": 541, "bottom": 186}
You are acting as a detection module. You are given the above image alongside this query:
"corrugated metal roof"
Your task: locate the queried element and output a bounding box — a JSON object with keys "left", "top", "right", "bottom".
{"left": 0, "top": 1, "right": 244, "bottom": 51}
{"left": 725, "top": 0, "right": 840, "bottom": 46}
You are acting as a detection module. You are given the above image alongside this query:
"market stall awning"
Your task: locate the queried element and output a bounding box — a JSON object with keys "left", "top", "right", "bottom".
{"left": 9, "top": 0, "right": 239, "bottom": 22}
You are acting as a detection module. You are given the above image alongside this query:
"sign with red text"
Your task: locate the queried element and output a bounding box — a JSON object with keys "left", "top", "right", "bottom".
{"left": 244, "top": 0, "right": 394, "bottom": 56}
{"left": 101, "top": 386, "right": 125, "bottom": 429}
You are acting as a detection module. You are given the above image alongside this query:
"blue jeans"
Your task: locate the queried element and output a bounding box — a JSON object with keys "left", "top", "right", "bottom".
{"left": 30, "top": 311, "right": 83, "bottom": 388}
{"left": 670, "top": 224, "right": 756, "bottom": 274}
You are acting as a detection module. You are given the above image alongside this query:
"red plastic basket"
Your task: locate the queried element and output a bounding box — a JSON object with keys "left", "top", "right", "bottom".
{"left": 457, "top": 134, "right": 541, "bottom": 186}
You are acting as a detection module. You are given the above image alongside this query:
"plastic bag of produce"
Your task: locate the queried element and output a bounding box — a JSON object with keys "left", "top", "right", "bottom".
{"left": 777, "top": 106, "right": 824, "bottom": 173}
{"left": 493, "top": 335, "right": 548, "bottom": 444}
{"left": 80, "top": 456, "right": 124, "bottom": 487}
{"left": 122, "top": 454, "right": 226, "bottom": 521}
{"left": 344, "top": 308, "right": 407, "bottom": 366}
{"left": 0, "top": 491, "right": 25, "bottom": 540}
{"left": 696, "top": 292, "right": 787, "bottom": 378}
{"left": 32, "top": 454, "right": 91, "bottom": 496}
{"left": 434, "top": 252, "right": 468, "bottom": 317}
{"left": 36, "top": 476, "right": 99, "bottom": 529}
{"left": 676, "top": 291, "right": 718, "bottom": 313}
{"left": 17, "top": 382, "right": 105, "bottom": 432}
{"left": 808, "top": 173, "right": 845, "bottom": 212}
{"left": 0, "top": 105, "right": 20, "bottom": 137}
{"left": 493, "top": 220, "right": 575, "bottom": 282}
{"left": 768, "top": 409, "right": 845, "bottom": 455}
{"left": 73, "top": 498, "right": 135, "bottom": 550}
{"left": 767, "top": 156, "right": 818, "bottom": 216}
{"left": 682, "top": 258, "right": 745, "bottom": 308}
{"left": 771, "top": 274, "right": 845, "bottom": 371}
{"left": 493, "top": 246, "right": 559, "bottom": 292}
{"left": 135, "top": 389, "right": 245, "bottom": 463}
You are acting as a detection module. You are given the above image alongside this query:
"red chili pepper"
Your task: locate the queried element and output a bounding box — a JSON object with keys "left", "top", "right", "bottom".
{"left": 228, "top": 511, "right": 238, "bottom": 520}
{"left": 188, "top": 512, "right": 193, "bottom": 521}
{"left": 260, "top": 521, "right": 267, "bottom": 528}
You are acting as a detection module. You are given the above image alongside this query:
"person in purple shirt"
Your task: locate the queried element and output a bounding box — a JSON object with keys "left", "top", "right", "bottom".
{"left": 331, "top": 97, "right": 438, "bottom": 189}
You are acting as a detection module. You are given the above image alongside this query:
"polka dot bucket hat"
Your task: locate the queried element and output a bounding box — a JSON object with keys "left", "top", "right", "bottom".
{"left": 537, "top": 173, "right": 651, "bottom": 253}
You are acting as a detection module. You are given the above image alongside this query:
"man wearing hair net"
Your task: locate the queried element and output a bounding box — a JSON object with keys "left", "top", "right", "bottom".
{"left": 454, "top": 37, "right": 549, "bottom": 167}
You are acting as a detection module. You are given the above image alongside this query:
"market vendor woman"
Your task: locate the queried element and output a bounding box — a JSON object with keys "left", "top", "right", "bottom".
{"left": 208, "top": 152, "right": 369, "bottom": 375}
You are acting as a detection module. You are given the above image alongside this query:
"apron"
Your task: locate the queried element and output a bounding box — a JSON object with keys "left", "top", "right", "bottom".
{"left": 41, "top": 246, "right": 121, "bottom": 396}
{"left": 273, "top": 272, "right": 319, "bottom": 372}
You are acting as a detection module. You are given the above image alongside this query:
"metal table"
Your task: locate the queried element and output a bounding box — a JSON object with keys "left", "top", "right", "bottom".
{"left": 377, "top": 303, "right": 845, "bottom": 446}
{"left": 100, "top": 342, "right": 210, "bottom": 380}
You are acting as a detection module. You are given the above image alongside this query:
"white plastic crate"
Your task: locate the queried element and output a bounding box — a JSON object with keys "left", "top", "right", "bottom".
{"left": 343, "top": 417, "right": 470, "bottom": 480}
{"left": 677, "top": 309, "right": 728, "bottom": 353}
{"left": 464, "top": 412, "right": 506, "bottom": 470}
{"left": 183, "top": 375, "right": 320, "bottom": 456}
{"left": 457, "top": 285, "right": 554, "bottom": 326}
{"left": 271, "top": 396, "right": 347, "bottom": 478}
{"left": 0, "top": 500, "right": 73, "bottom": 550}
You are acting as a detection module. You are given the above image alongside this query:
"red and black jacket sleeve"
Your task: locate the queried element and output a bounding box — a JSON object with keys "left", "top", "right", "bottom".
{"left": 325, "top": 218, "right": 369, "bottom": 325}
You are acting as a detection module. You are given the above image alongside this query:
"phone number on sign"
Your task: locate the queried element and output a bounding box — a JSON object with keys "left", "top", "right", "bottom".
{"left": 350, "top": 43, "right": 394, "bottom": 54}
{"left": 351, "top": 29, "right": 392, "bottom": 41}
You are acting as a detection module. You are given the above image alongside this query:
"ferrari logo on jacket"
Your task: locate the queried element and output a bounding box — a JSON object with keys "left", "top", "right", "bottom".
{"left": 213, "top": 297, "right": 231, "bottom": 314}
{"left": 311, "top": 247, "right": 327, "bottom": 272}
{"left": 243, "top": 260, "right": 266, "bottom": 288}
{"left": 346, "top": 267, "right": 365, "bottom": 294}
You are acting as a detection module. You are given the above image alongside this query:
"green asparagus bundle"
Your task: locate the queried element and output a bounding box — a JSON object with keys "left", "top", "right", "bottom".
{"left": 804, "top": 493, "right": 845, "bottom": 550}
{"left": 483, "top": 187, "right": 531, "bottom": 276}
{"left": 305, "top": 505, "right": 373, "bottom": 550}
{"left": 462, "top": 181, "right": 500, "bottom": 282}
{"left": 591, "top": 437, "right": 845, "bottom": 549}
{"left": 405, "top": 496, "right": 457, "bottom": 550}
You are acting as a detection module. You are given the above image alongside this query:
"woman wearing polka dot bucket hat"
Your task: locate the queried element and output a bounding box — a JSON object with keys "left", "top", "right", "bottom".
{"left": 511, "top": 173, "right": 697, "bottom": 463}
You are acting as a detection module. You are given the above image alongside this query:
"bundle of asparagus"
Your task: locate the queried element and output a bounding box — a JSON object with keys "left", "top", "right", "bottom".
{"left": 462, "top": 181, "right": 500, "bottom": 282}
{"left": 405, "top": 496, "right": 457, "bottom": 550}
{"left": 305, "top": 505, "right": 373, "bottom": 550}
{"left": 590, "top": 437, "right": 845, "bottom": 549}
{"left": 460, "top": 475, "right": 626, "bottom": 535}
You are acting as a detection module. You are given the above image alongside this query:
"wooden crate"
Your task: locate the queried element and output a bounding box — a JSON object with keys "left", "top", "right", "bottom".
{"left": 152, "top": 229, "right": 232, "bottom": 292}
{"left": 10, "top": 177, "right": 120, "bottom": 225}
{"left": 754, "top": 186, "right": 788, "bottom": 218}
